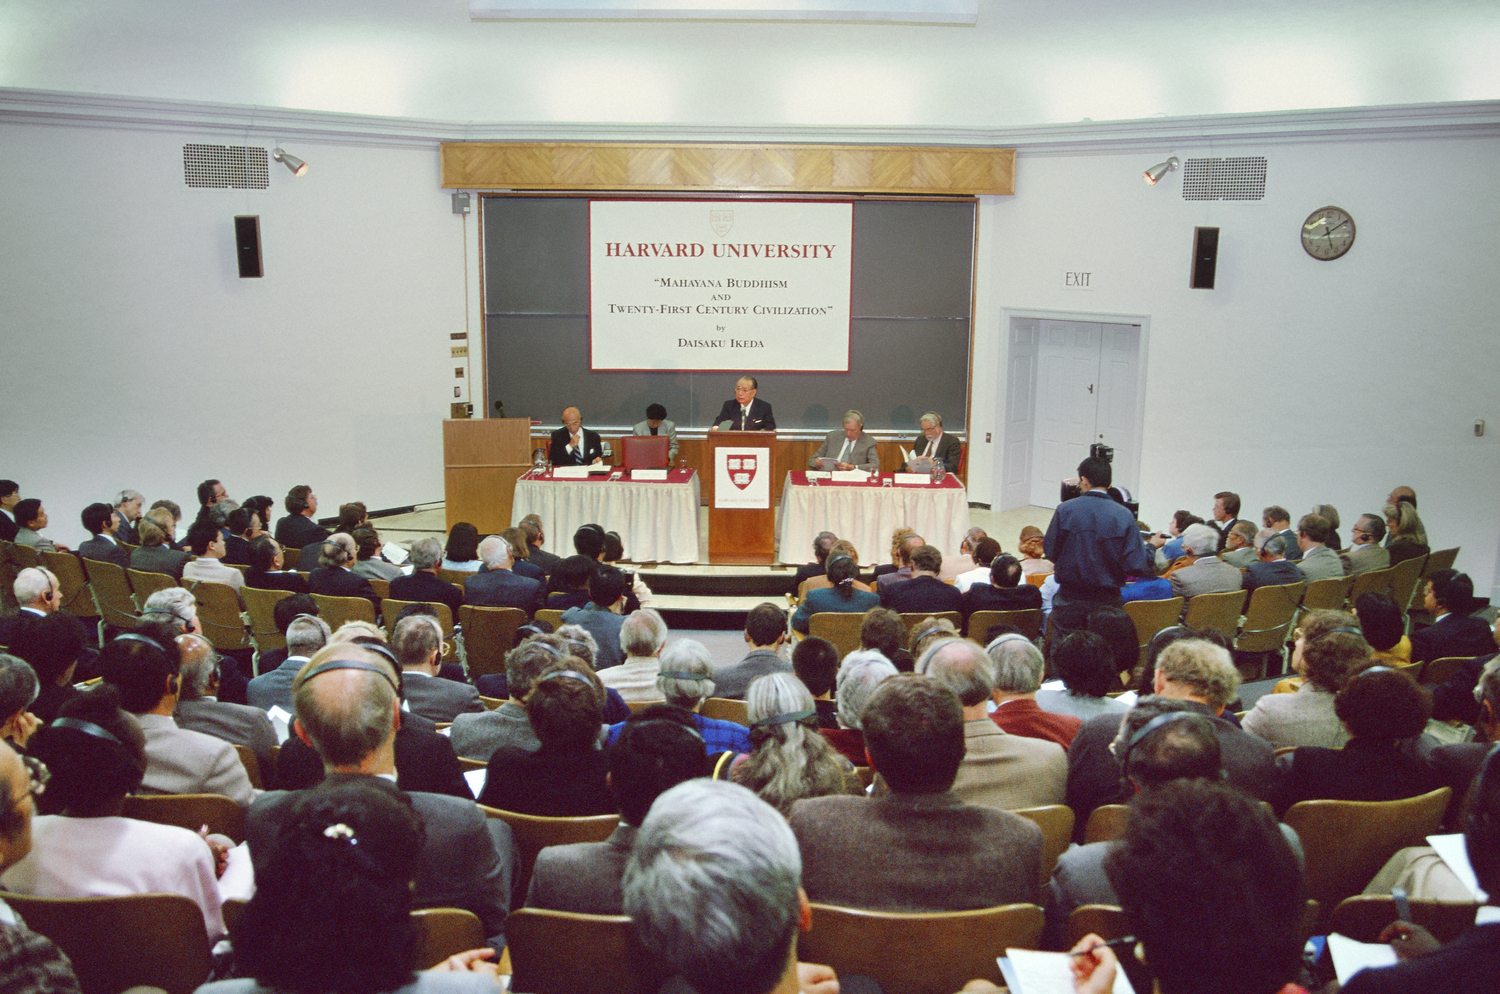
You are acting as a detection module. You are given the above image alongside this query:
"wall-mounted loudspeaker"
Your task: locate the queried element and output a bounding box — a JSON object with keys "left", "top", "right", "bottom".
{"left": 1190, "top": 226, "right": 1219, "bottom": 289}
{"left": 235, "top": 215, "right": 263, "bottom": 279}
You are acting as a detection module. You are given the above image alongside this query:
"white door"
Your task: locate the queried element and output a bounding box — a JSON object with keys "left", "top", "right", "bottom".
{"left": 1000, "top": 318, "right": 1039, "bottom": 510}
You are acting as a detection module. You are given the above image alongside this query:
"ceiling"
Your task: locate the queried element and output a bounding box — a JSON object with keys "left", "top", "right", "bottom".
{"left": 1, "top": 0, "right": 1497, "bottom": 130}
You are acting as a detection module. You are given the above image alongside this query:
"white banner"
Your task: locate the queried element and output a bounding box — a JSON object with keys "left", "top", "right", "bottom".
{"left": 714, "top": 446, "right": 772, "bottom": 509}
{"left": 589, "top": 200, "right": 853, "bottom": 372}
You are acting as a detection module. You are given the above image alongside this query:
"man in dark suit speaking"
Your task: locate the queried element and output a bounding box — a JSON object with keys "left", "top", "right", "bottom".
{"left": 710, "top": 375, "right": 776, "bottom": 431}
{"left": 549, "top": 405, "right": 604, "bottom": 465}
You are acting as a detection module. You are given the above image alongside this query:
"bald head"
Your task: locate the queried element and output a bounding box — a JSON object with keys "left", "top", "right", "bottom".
{"left": 918, "top": 638, "right": 996, "bottom": 708}
{"left": 175, "top": 633, "right": 218, "bottom": 700}
{"left": 292, "top": 644, "right": 399, "bottom": 771}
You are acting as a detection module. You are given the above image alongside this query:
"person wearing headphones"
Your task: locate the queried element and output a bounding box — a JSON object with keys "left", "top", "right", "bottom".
{"left": 0, "top": 568, "right": 59, "bottom": 647}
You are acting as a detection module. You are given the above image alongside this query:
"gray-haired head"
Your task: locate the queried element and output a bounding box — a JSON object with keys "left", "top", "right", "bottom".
{"left": 917, "top": 637, "right": 995, "bottom": 707}
{"left": 176, "top": 633, "right": 219, "bottom": 700}
{"left": 208, "top": 498, "right": 240, "bottom": 528}
{"left": 318, "top": 533, "right": 356, "bottom": 569}
{"left": 621, "top": 609, "right": 668, "bottom": 658}
{"left": 478, "top": 535, "right": 511, "bottom": 570}
{"left": 12, "top": 567, "right": 57, "bottom": 609}
{"left": 812, "top": 531, "right": 838, "bottom": 561}
{"left": 1181, "top": 523, "right": 1220, "bottom": 557}
{"left": 408, "top": 537, "right": 444, "bottom": 571}
{"left": 920, "top": 411, "right": 943, "bottom": 428}
{"left": 555, "top": 624, "right": 598, "bottom": 667}
{"left": 114, "top": 489, "right": 143, "bottom": 508}
{"left": 286, "top": 614, "right": 332, "bottom": 659}
{"left": 0, "top": 654, "right": 39, "bottom": 722}
{"left": 657, "top": 639, "right": 716, "bottom": 708}
{"left": 988, "top": 634, "right": 1043, "bottom": 694}
{"left": 292, "top": 643, "right": 399, "bottom": 767}
{"left": 1228, "top": 521, "right": 1257, "bottom": 546}
{"left": 140, "top": 587, "right": 197, "bottom": 635}
{"left": 505, "top": 634, "right": 569, "bottom": 701}
{"left": 836, "top": 650, "right": 899, "bottom": 730}
{"left": 1261, "top": 533, "right": 1288, "bottom": 558}
{"left": 1252, "top": 527, "right": 1278, "bottom": 552}
{"left": 624, "top": 779, "right": 801, "bottom": 994}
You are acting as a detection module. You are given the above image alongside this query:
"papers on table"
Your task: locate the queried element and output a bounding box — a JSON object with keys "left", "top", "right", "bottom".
{"left": 1428, "top": 833, "right": 1490, "bottom": 902}
{"left": 805, "top": 471, "right": 832, "bottom": 480}
{"left": 1325, "top": 933, "right": 1398, "bottom": 985}
{"left": 1000, "top": 948, "right": 1136, "bottom": 994}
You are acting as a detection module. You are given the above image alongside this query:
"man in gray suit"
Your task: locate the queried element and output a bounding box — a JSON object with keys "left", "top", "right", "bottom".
{"left": 77, "top": 503, "right": 131, "bottom": 569}
{"left": 809, "top": 410, "right": 879, "bottom": 472}
{"left": 174, "top": 633, "right": 277, "bottom": 773}
{"left": 1218, "top": 521, "right": 1259, "bottom": 569}
{"left": 247, "top": 613, "right": 330, "bottom": 712}
{"left": 789, "top": 674, "right": 1043, "bottom": 911}
{"left": 711, "top": 603, "right": 791, "bottom": 699}
{"left": 1341, "top": 513, "right": 1391, "bottom": 576}
{"left": 1243, "top": 533, "right": 1305, "bottom": 592}
{"left": 1169, "top": 523, "right": 1244, "bottom": 616}
{"left": 392, "top": 614, "right": 482, "bottom": 723}
{"left": 631, "top": 403, "right": 679, "bottom": 463}
{"left": 245, "top": 641, "right": 512, "bottom": 946}
{"left": 1295, "top": 513, "right": 1344, "bottom": 581}
{"left": 449, "top": 634, "right": 562, "bottom": 760}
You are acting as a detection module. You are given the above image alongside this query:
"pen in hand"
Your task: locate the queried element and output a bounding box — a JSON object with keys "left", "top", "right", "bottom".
{"left": 1071, "top": 936, "right": 1137, "bottom": 957}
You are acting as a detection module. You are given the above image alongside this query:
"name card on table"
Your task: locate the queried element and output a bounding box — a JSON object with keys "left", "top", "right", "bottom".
{"left": 806, "top": 471, "right": 832, "bottom": 480}
{"left": 831, "top": 470, "right": 870, "bottom": 483}
{"left": 552, "top": 466, "right": 593, "bottom": 479}
{"left": 631, "top": 469, "right": 669, "bottom": 481}
{"left": 893, "top": 473, "right": 932, "bottom": 485}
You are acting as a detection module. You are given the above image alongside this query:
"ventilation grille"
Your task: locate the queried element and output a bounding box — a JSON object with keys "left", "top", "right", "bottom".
{"left": 183, "top": 144, "right": 269, "bottom": 189}
{"left": 1181, "top": 156, "right": 1267, "bottom": 201}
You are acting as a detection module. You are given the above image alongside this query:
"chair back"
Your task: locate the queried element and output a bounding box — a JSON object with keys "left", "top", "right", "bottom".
{"left": 479, "top": 695, "right": 505, "bottom": 710}
{"left": 366, "top": 576, "right": 391, "bottom": 600}
{"left": 183, "top": 579, "right": 252, "bottom": 652}
{"left": 1011, "top": 805, "right": 1075, "bottom": 888}
{"left": 459, "top": 604, "right": 527, "bottom": 679}
{"left": 900, "top": 611, "right": 962, "bottom": 636}
{"left": 535, "top": 607, "right": 565, "bottom": 630}
{"left": 1345, "top": 566, "right": 1396, "bottom": 607}
{"left": 808, "top": 611, "right": 865, "bottom": 661}
{"left": 1283, "top": 786, "right": 1451, "bottom": 919}
{"left": 1299, "top": 575, "right": 1353, "bottom": 613}
{"left": 0, "top": 540, "right": 17, "bottom": 612}
{"left": 10, "top": 543, "right": 39, "bottom": 569}
{"left": 1180, "top": 588, "right": 1247, "bottom": 638}
{"left": 242, "top": 585, "right": 293, "bottom": 655}
{"left": 1082, "top": 804, "right": 1130, "bottom": 845}
{"left": 625, "top": 698, "right": 665, "bottom": 713}
{"left": 1025, "top": 571, "right": 1051, "bottom": 587}
{"left": 126, "top": 568, "right": 177, "bottom": 611}
{"left": 1386, "top": 554, "right": 1427, "bottom": 613}
{"left": 438, "top": 568, "right": 474, "bottom": 587}
{"left": 1121, "top": 597, "right": 1185, "bottom": 670}
{"left": 799, "top": 902, "right": 1045, "bottom": 994}
{"left": 233, "top": 744, "right": 265, "bottom": 791}
{"left": 1328, "top": 895, "right": 1479, "bottom": 944}
{"left": 39, "top": 550, "right": 97, "bottom": 619}
{"left": 1422, "top": 656, "right": 1471, "bottom": 687}
{"left": 411, "top": 908, "right": 487, "bottom": 969}
{"left": 309, "top": 593, "right": 377, "bottom": 630}
{"left": 458, "top": 756, "right": 486, "bottom": 772}
{"left": 121, "top": 792, "right": 247, "bottom": 844}
{"left": 280, "top": 546, "right": 301, "bottom": 568}
{"left": 967, "top": 608, "right": 1043, "bottom": 642}
{"left": 619, "top": 434, "right": 670, "bottom": 469}
{"left": 83, "top": 558, "right": 141, "bottom": 631}
{"left": 505, "top": 908, "right": 671, "bottom": 994}
{"left": 381, "top": 599, "right": 454, "bottom": 638}
{"left": 478, "top": 805, "right": 619, "bottom": 909}
{"left": 3, "top": 892, "right": 213, "bottom": 994}
{"left": 1235, "top": 582, "right": 1306, "bottom": 654}
{"left": 1064, "top": 904, "right": 1132, "bottom": 950}
{"left": 1421, "top": 546, "right": 1460, "bottom": 580}
{"left": 700, "top": 697, "right": 749, "bottom": 726}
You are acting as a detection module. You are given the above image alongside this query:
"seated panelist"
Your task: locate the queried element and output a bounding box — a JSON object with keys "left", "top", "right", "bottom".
{"left": 809, "top": 410, "right": 878, "bottom": 472}
{"left": 905, "top": 410, "right": 962, "bottom": 473}
{"left": 710, "top": 375, "right": 775, "bottom": 431}
{"left": 631, "top": 403, "right": 679, "bottom": 462}
{"left": 549, "top": 405, "right": 604, "bottom": 465}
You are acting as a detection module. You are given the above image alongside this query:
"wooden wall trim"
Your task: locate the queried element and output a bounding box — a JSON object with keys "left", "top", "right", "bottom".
{"left": 440, "top": 142, "right": 1015, "bottom": 195}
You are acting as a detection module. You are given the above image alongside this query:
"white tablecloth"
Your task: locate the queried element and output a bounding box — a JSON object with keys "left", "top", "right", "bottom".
{"left": 777, "top": 472, "right": 969, "bottom": 566}
{"left": 512, "top": 470, "right": 701, "bottom": 564}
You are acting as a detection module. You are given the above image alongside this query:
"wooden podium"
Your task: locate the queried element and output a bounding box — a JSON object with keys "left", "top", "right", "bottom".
{"left": 705, "top": 431, "right": 776, "bottom": 565}
{"left": 442, "top": 418, "right": 532, "bottom": 533}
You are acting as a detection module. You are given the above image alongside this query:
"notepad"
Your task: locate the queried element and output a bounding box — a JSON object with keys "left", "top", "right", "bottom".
{"left": 999, "top": 948, "right": 1136, "bottom": 994}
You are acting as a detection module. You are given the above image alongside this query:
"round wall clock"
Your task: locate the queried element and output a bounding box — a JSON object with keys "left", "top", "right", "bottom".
{"left": 1302, "top": 206, "right": 1355, "bottom": 260}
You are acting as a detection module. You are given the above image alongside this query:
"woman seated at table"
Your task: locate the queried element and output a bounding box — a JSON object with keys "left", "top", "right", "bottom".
{"left": 728, "top": 671, "right": 860, "bottom": 815}
{"left": 792, "top": 554, "right": 880, "bottom": 633}
{"left": 807, "top": 410, "right": 879, "bottom": 472}
{"left": 441, "top": 522, "right": 482, "bottom": 572}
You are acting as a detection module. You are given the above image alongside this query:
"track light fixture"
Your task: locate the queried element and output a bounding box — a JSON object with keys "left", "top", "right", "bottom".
{"left": 273, "top": 148, "right": 308, "bottom": 177}
{"left": 1143, "top": 157, "right": 1178, "bottom": 186}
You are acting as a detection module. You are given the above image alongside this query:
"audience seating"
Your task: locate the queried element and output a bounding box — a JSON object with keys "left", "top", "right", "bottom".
{"left": 459, "top": 605, "right": 527, "bottom": 679}
{"left": 1180, "top": 588, "right": 1246, "bottom": 638}
{"left": 699, "top": 697, "right": 749, "bottom": 726}
{"left": 853, "top": 766, "right": 877, "bottom": 790}
{"left": 479, "top": 695, "right": 505, "bottom": 710}
{"left": 39, "top": 549, "right": 97, "bottom": 621}
{"left": 1409, "top": 547, "right": 1461, "bottom": 626}
{"left": 1421, "top": 547, "right": 1460, "bottom": 580}
{"left": 477, "top": 805, "right": 619, "bottom": 909}
{"left": 1283, "top": 787, "right": 1451, "bottom": 923}
{"left": 381, "top": 599, "right": 454, "bottom": 643}
{"left": 899, "top": 611, "right": 961, "bottom": 636}
{"left": 1234, "top": 581, "right": 1305, "bottom": 672}
{"left": 0, "top": 540, "right": 18, "bottom": 612}
{"left": 1421, "top": 656, "right": 1471, "bottom": 687}
{"left": 457, "top": 756, "right": 486, "bottom": 772}
{"left": 309, "top": 592, "right": 377, "bottom": 630}
{"left": 126, "top": 568, "right": 177, "bottom": 611}
{"left": 233, "top": 744, "right": 266, "bottom": 791}
{"left": 5, "top": 892, "right": 214, "bottom": 994}
{"left": 505, "top": 908, "right": 671, "bottom": 994}
{"left": 184, "top": 579, "right": 253, "bottom": 653}
{"left": 1345, "top": 565, "right": 1396, "bottom": 607}
{"left": 798, "top": 902, "right": 1044, "bottom": 994}
{"left": 1386, "top": 554, "right": 1427, "bottom": 614}
{"left": 1025, "top": 572, "right": 1051, "bottom": 587}
{"left": 1012, "top": 804, "right": 1075, "bottom": 888}
{"left": 82, "top": 558, "right": 141, "bottom": 635}
{"left": 121, "top": 792, "right": 247, "bottom": 844}
{"left": 534, "top": 607, "right": 564, "bottom": 630}
{"left": 9, "top": 543, "right": 39, "bottom": 570}
{"left": 1082, "top": 804, "right": 1130, "bottom": 845}
{"left": 966, "top": 608, "right": 1043, "bottom": 642}
{"left": 366, "top": 576, "right": 391, "bottom": 600}
{"left": 437, "top": 568, "right": 474, "bottom": 588}
{"left": 1064, "top": 904, "right": 1131, "bottom": 950}
{"left": 1299, "top": 575, "right": 1353, "bottom": 616}
{"left": 411, "top": 908, "right": 487, "bottom": 969}
{"left": 624, "top": 699, "right": 663, "bottom": 713}
{"left": 1121, "top": 597, "right": 1184, "bottom": 670}
{"left": 807, "top": 612, "right": 864, "bottom": 661}
{"left": 1328, "top": 894, "right": 1479, "bottom": 944}
{"left": 243, "top": 585, "right": 293, "bottom": 658}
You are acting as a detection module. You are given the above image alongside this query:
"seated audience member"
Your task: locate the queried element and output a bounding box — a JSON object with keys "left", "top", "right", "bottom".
{"left": 498, "top": 527, "right": 546, "bottom": 586}
{"left": 241, "top": 494, "right": 274, "bottom": 533}
{"left": 987, "top": 634, "right": 1083, "bottom": 751}
{"left": 11, "top": 499, "right": 66, "bottom": 553}
{"left": 1429, "top": 613, "right": 1500, "bottom": 727}
{"left": 248, "top": 612, "right": 331, "bottom": 712}
{"left": 792, "top": 637, "right": 840, "bottom": 729}
{"left": 1260, "top": 504, "right": 1300, "bottom": 562}
{"left": 1146, "top": 509, "right": 1202, "bottom": 568}
{"left": 1217, "top": 520, "right": 1260, "bottom": 568}
{"left": 572, "top": 523, "right": 607, "bottom": 561}
{"left": 1294, "top": 513, "right": 1344, "bottom": 581}
{"left": 1342, "top": 513, "right": 1392, "bottom": 576}
{"left": 0, "top": 481, "right": 18, "bottom": 542}
{"left": 478, "top": 661, "right": 613, "bottom": 816}
{"left": 1067, "top": 638, "right": 1277, "bottom": 827}
{"left": 874, "top": 530, "right": 925, "bottom": 592}
{"left": 9, "top": 613, "right": 88, "bottom": 724}
{"left": 174, "top": 633, "right": 277, "bottom": 769}
{"left": 880, "top": 544, "right": 964, "bottom": 616}
{"left": 1167, "top": 523, "right": 1243, "bottom": 612}
{"left": 0, "top": 567, "right": 58, "bottom": 646}
{"left": 1313, "top": 502, "right": 1344, "bottom": 551}
{"left": 97, "top": 625, "right": 255, "bottom": 806}
{"left": 388, "top": 537, "right": 463, "bottom": 615}
{"left": 392, "top": 615, "right": 482, "bottom": 723}
{"left": 954, "top": 536, "right": 1002, "bottom": 593}
{"left": 518, "top": 515, "right": 563, "bottom": 577}
{"left": 1242, "top": 609, "right": 1369, "bottom": 749}
{"left": 1384, "top": 500, "right": 1430, "bottom": 565}
{"left": 1071, "top": 778, "right": 1306, "bottom": 994}
{"left": 921, "top": 637, "right": 1066, "bottom": 809}
{"left": 605, "top": 641, "right": 752, "bottom": 756}
{"left": 713, "top": 603, "right": 792, "bottom": 699}
{"left": 229, "top": 782, "right": 508, "bottom": 993}
{"left": 789, "top": 674, "right": 1043, "bottom": 911}
{"left": 441, "top": 521, "right": 482, "bottom": 571}
{"left": 1355, "top": 592, "right": 1412, "bottom": 667}
{"left": 559, "top": 565, "right": 630, "bottom": 669}
{"left": 350, "top": 526, "right": 402, "bottom": 582}
{"left": 306, "top": 533, "right": 380, "bottom": 610}
{"left": 1017, "top": 524, "right": 1053, "bottom": 576}
{"left": 296, "top": 502, "right": 367, "bottom": 569}
{"left": 908, "top": 616, "right": 960, "bottom": 663}
{"left": 791, "top": 554, "right": 880, "bottom": 633}
{"left": 130, "top": 507, "right": 191, "bottom": 580}
{"left": 148, "top": 499, "right": 185, "bottom": 550}
{"left": 1040, "top": 631, "right": 1130, "bottom": 721}
{"left": 1086, "top": 604, "right": 1139, "bottom": 682}
{"left": 598, "top": 609, "right": 667, "bottom": 701}
{"left": 526, "top": 711, "right": 706, "bottom": 913}
{"left": 464, "top": 535, "right": 544, "bottom": 617}
{"left": 821, "top": 650, "right": 898, "bottom": 766}
{"left": 4, "top": 689, "right": 227, "bottom": 941}
{"left": 798, "top": 539, "right": 872, "bottom": 597}
{"left": 449, "top": 634, "right": 563, "bottom": 760}
{"left": 1243, "top": 532, "right": 1304, "bottom": 592}
{"left": 110, "top": 488, "right": 144, "bottom": 544}
{"left": 244, "top": 536, "right": 310, "bottom": 593}
{"left": 139, "top": 586, "right": 201, "bottom": 637}
{"left": 729, "top": 671, "right": 858, "bottom": 815}
{"left": 181, "top": 519, "right": 246, "bottom": 595}
{"left": 221, "top": 507, "right": 260, "bottom": 566}
{"left": 1274, "top": 665, "right": 1441, "bottom": 815}
{"left": 1411, "top": 569, "right": 1493, "bottom": 666}
{"left": 939, "top": 527, "right": 987, "bottom": 584}
{"left": 860, "top": 607, "right": 914, "bottom": 671}
{"left": 961, "top": 553, "right": 1043, "bottom": 618}
{"left": 193, "top": 478, "right": 230, "bottom": 527}
{"left": 77, "top": 502, "right": 131, "bottom": 569}
{"left": 273, "top": 485, "right": 330, "bottom": 550}
{"left": 544, "top": 555, "right": 595, "bottom": 612}
{"left": 790, "top": 531, "right": 839, "bottom": 594}
{"left": 0, "top": 655, "right": 38, "bottom": 752}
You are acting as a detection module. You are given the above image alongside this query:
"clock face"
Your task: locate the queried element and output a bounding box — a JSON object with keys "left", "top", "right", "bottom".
{"left": 1302, "top": 206, "right": 1355, "bottom": 260}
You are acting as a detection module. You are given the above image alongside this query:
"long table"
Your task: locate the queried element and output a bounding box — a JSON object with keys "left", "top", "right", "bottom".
{"left": 777, "top": 472, "right": 969, "bottom": 566}
{"left": 511, "top": 469, "right": 701, "bottom": 564}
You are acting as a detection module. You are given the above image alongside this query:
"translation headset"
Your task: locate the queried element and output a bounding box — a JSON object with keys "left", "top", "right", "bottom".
{"left": 1116, "top": 710, "right": 1207, "bottom": 773}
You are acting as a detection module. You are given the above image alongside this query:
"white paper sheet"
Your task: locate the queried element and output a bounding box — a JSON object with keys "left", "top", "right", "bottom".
{"left": 1326, "top": 932, "right": 1398, "bottom": 985}
{"left": 1428, "top": 832, "right": 1490, "bottom": 901}
{"left": 1000, "top": 947, "right": 1136, "bottom": 994}
{"left": 464, "top": 767, "right": 487, "bottom": 797}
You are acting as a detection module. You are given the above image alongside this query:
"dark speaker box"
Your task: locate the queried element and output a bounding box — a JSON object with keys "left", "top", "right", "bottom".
{"left": 235, "top": 215, "right": 262, "bottom": 279}
{"left": 1191, "top": 226, "right": 1219, "bottom": 289}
